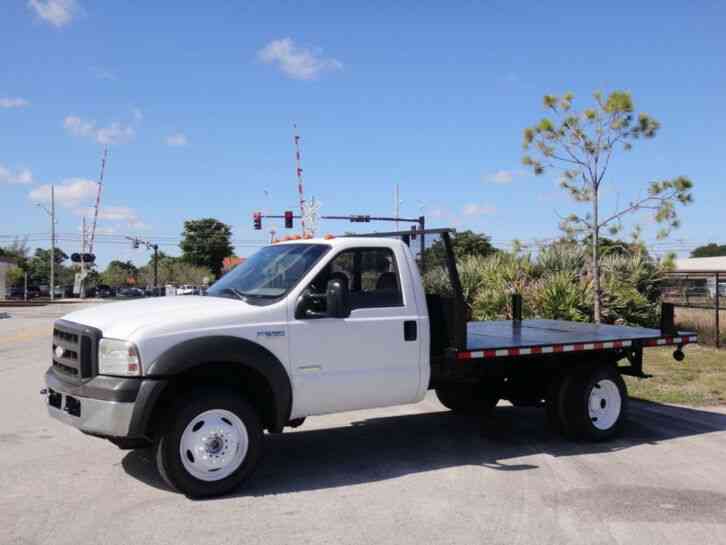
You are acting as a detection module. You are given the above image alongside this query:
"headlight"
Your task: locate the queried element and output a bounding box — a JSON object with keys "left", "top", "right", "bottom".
{"left": 99, "top": 338, "right": 142, "bottom": 376}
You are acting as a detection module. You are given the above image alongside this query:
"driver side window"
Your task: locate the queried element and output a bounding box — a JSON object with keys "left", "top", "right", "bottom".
{"left": 309, "top": 247, "right": 403, "bottom": 310}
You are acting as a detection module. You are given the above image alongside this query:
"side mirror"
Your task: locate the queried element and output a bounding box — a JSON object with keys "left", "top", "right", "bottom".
{"left": 294, "top": 280, "right": 351, "bottom": 319}
{"left": 326, "top": 279, "right": 351, "bottom": 318}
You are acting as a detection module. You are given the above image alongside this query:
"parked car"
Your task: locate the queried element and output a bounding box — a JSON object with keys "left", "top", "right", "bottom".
{"left": 116, "top": 287, "right": 145, "bottom": 298}
{"left": 176, "top": 285, "right": 196, "bottom": 295}
{"left": 96, "top": 285, "right": 116, "bottom": 298}
{"left": 5, "top": 287, "right": 25, "bottom": 299}
{"left": 144, "top": 286, "right": 165, "bottom": 297}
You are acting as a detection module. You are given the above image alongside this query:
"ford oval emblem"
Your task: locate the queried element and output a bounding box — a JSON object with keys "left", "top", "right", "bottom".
{"left": 54, "top": 345, "right": 65, "bottom": 359}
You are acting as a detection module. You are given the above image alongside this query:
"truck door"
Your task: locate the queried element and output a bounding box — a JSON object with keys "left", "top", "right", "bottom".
{"left": 287, "top": 246, "right": 422, "bottom": 416}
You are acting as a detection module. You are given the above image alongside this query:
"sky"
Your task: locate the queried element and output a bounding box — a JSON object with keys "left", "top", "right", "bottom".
{"left": 1, "top": 0, "right": 725, "bottom": 269}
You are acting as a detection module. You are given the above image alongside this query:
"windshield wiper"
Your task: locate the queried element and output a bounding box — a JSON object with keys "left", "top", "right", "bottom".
{"left": 214, "top": 287, "right": 247, "bottom": 300}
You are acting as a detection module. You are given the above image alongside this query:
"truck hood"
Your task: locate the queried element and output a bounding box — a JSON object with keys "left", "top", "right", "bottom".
{"left": 61, "top": 296, "right": 258, "bottom": 340}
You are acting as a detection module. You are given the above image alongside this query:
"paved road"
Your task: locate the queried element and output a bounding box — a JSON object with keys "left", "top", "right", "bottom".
{"left": 2, "top": 303, "right": 726, "bottom": 545}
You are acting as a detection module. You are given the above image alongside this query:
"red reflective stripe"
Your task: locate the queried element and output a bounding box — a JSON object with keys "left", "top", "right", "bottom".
{"left": 531, "top": 346, "right": 542, "bottom": 354}
{"left": 457, "top": 352, "right": 471, "bottom": 360}
{"left": 509, "top": 348, "right": 520, "bottom": 356}
{"left": 594, "top": 342, "right": 604, "bottom": 350}
{"left": 553, "top": 345, "right": 564, "bottom": 353}
{"left": 613, "top": 341, "right": 623, "bottom": 348}
{"left": 484, "top": 350, "right": 496, "bottom": 358}
{"left": 573, "top": 343, "right": 585, "bottom": 351}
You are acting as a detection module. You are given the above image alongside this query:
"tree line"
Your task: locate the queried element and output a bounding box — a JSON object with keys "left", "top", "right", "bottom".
{"left": 0, "top": 217, "right": 236, "bottom": 290}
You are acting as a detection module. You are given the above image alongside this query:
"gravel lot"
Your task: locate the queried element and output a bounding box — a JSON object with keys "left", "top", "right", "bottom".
{"left": 2, "top": 303, "right": 726, "bottom": 545}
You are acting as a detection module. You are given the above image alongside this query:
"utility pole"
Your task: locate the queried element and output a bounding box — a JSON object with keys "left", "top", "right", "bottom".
{"left": 35, "top": 184, "right": 57, "bottom": 301}
{"left": 153, "top": 243, "right": 159, "bottom": 290}
{"left": 126, "top": 236, "right": 160, "bottom": 292}
{"left": 80, "top": 216, "right": 86, "bottom": 299}
{"left": 50, "top": 185, "right": 55, "bottom": 301}
{"left": 395, "top": 183, "right": 401, "bottom": 232}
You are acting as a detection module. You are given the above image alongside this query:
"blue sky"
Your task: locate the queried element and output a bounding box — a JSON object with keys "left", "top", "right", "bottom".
{"left": 2, "top": 1, "right": 725, "bottom": 268}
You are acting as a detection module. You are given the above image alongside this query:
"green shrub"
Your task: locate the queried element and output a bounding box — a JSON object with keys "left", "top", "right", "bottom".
{"left": 426, "top": 242, "right": 666, "bottom": 327}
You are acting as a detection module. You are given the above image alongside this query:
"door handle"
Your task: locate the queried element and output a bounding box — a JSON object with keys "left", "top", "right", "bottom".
{"left": 404, "top": 320, "right": 417, "bottom": 341}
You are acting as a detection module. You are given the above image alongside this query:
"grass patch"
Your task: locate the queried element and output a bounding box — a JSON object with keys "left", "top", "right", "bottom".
{"left": 625, "top": 345, "right": 726, "bottom": 406}
{"left": 674, "top": 306, "right": 726, "bottom": 347}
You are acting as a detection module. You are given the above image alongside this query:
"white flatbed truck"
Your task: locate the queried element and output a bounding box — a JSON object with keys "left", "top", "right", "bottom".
{"left": 43, "top": 229, "right": 696, "bottom": 497}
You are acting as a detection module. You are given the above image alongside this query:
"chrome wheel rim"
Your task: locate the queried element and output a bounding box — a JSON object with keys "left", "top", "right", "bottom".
{"left": 179, "top": 409, "right": 248, "bottom": 482}
{"left": 588, "top": 379, "right": 621, "bottom": 431}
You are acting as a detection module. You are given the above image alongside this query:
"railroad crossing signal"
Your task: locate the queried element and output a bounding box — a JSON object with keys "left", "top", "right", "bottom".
{"left": 71, "top": 253, "right": 96, "bottom": 264}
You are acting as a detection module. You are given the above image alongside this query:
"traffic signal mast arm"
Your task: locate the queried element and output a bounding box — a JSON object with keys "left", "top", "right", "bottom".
{"left": 253, "top": 211, "right": 424, "bottom": 228}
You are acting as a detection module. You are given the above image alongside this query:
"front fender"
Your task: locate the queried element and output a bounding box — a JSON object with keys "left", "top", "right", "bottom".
{"left": 144, "top": 336, "right": 292, "bottom": 432}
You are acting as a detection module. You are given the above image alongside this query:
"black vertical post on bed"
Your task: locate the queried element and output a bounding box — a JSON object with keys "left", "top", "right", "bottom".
{"left": 441, "top": 231, "right": 466, "bottom": 350}
{"left": 660, "top": 302, "right": 676, "bottom": 336}
{"left": 512, "top": 293, "right": 523, "bottom": 323}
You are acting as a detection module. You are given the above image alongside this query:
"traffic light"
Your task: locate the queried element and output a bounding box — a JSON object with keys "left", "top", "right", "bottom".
{"left": 284, "top": 210, "right": 293, "bottom": 229}
{"left": 253, "top": 212, "right": 262, "bottom": 230}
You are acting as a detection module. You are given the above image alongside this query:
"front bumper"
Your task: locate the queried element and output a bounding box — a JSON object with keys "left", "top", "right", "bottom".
{"left": 44, "top": 367, "right": 165, "bottom": 439}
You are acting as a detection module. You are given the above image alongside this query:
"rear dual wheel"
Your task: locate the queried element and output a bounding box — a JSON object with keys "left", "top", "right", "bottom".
{"left": 435, "top": 383, "right": 500, "bottom": 415}
{"left": 549, "top": 365, "right": 628, "bottom": 441}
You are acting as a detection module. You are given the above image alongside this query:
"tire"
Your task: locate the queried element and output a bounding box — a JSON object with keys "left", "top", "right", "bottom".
{"left": 155, "top": 389, "right": 263, "bottom": 498}
{"left": 435, "top": 383, "right": 500, "bottom": 415}
{"left": 555, "top": 373, "right": 580, "bottom": 438}
{"left": 545, "top": 375, "right": 564, "bottom": 433}
{"left": 563, "top": 365, "right": 628, "bottom": 441}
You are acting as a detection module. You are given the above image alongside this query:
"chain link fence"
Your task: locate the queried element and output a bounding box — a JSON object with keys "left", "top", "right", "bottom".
{"left": 662, "top": 271, "right": 724, "bottom": 348}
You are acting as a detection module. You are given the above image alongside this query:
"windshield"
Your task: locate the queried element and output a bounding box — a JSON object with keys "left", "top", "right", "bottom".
{"left": 207, "top": 243, "right": 330, "bottom": 302}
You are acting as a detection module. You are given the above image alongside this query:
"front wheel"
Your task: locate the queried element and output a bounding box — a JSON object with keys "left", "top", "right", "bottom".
{"left": 155, "top": 390, "right": 263, "bottom": 498}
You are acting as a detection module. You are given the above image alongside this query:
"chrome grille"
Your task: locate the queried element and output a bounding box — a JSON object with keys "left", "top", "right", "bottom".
{"left": 52, "top": 321, "right": 99, "bottom": 382}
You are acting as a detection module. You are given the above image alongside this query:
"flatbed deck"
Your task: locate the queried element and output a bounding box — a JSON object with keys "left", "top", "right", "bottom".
{"left": 457, "top": 320, "right": 697, "bottom": 360}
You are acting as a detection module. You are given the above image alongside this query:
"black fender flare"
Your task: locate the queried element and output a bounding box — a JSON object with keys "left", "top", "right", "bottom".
{"left": 139, "top": 336, "right": 292, "bottom": 433}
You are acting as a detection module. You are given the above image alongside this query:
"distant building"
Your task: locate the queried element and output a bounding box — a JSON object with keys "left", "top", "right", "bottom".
{"left": 0, "top": 256, "right": 15, "bottom": 301}
{"left": 674, "top": 256, "right": 726, "bottom": 272}
{"left": 671, "top": 256, "right": 726, "bottom": 298}
{"left": 222, "top": 256, "right": 246, "bottom": 274}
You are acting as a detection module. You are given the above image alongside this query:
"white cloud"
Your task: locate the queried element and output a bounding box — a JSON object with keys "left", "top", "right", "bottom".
{"left": 74, "top": 204, "right": 146, "bottom": 229}
{"left": 29, "top": 178, "right": 97, "bottom": 207}
{"left": 92, "top": 67, "right": 117, "bottom": 81}
{"left": 462, "top": 203, "right": 496, "bottom": 216}
{"left": 93, "top": 226, "right": 116, "bottom": 236}
{"left": 0, "top": 164, "right": 34, "bottom": 185}
{"left": 96, "top": 122, "right": 135, "bottom": 145}
{"left": 0, "top": 97, "right": 30, "bottom": 109}
{"left": 28, "top": 0, "right": 79, "bottom": 28}
{"left": 63, "top": 115, "right": 136, "bottom": 145}
{"left": 483, "top": 169, "right": 526, "bottom": 184}
{"left": 132, "top": 107, "right": 143, "bottom": 122}
{"left": 258, "top": 37, "right": 342, "bottom": 80}
{"left": 166, "top": 132, "right": 188, "bottom": 147}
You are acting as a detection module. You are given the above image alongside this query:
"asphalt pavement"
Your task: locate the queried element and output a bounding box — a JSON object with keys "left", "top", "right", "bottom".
{"left": 2, "top": 302, "right": 726, "bottom": 545}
